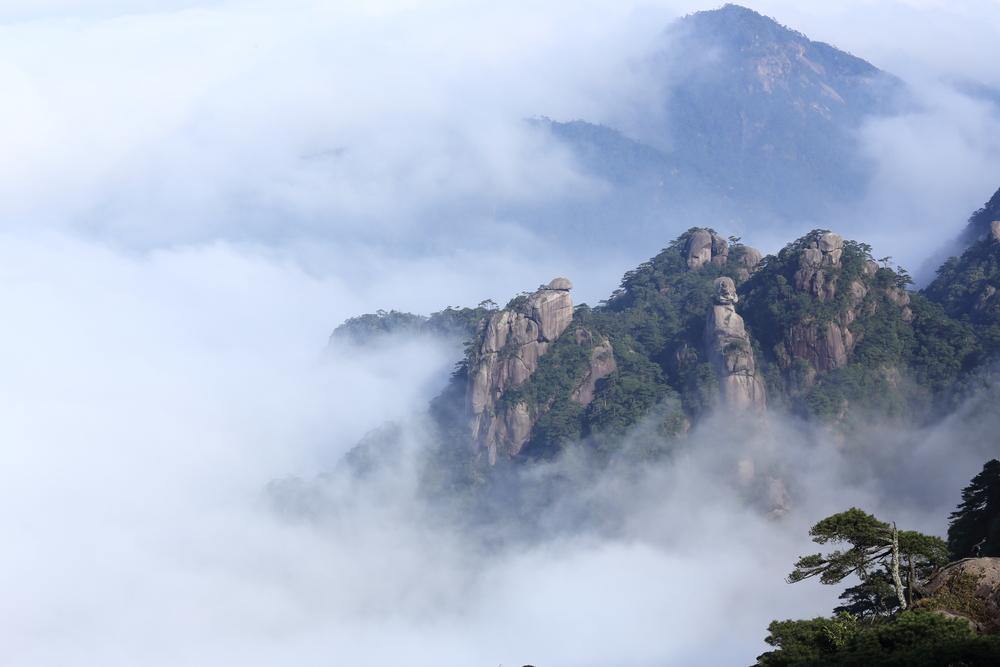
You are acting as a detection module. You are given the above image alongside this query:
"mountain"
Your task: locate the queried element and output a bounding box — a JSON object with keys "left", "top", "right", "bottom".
{"left": 422, "top": 230, "right": 947, "bottom": 475}
{"left": 526, "top": 4, "right": 903, "bottom": 246}
{"left": 654, "top": 3, "right": 899, "bottom": 210}
{"left": 330, "top": 200, "right": 1000, "bottom": 490}
{"left": 319, "top": 189, "right": 1000, "bottom": 660}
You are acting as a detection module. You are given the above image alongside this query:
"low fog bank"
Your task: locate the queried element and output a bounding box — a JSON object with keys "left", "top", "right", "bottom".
{"left": 3, "top": 225, "right": 995, "bottom": 666}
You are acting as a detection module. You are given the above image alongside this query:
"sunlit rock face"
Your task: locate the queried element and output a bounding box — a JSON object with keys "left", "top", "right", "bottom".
{"left": 705, "top": 276, "right": 766, "bottom": 411}
{"left": 468, "top": 279, "right": 574, "bottom": 464}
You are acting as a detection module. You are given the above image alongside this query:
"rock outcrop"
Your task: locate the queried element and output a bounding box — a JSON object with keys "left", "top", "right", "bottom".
{"left": 468, "top": 278, "right": 574, "bottom": 464}
{"left": 732, "top": 245, "right": 763, "bottom": 281}
{"left": 920, "top": 558, "right": 1000, "bottom": 634}
{"left": 772, "top": 233, "right": 866, "bottom": 376}
{"left": 571, "top": 330, "right": 617, "bottom": 406}
{"left": 794, "top": 231, "right": 844, "bottom": 301}
{"left": 784, "top": 321, "right": 853, "bottom": 373}
{"left": 685, "top": 229, "right": 730, "bottom": 270}
{"left": 704, "top": 276, "right": 766, "bottom": 410}
{"left": 782, "top": 232, "right": 914, "bottom": 376}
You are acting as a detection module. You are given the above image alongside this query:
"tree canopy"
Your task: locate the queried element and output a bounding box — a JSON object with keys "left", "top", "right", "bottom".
{"left": 948, "top": 459, "right": 1000, "bottom": 559}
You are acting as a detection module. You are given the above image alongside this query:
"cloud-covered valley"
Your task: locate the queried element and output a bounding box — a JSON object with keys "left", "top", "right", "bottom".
{"left": 3, "top": 2, "right": 1000, "bottom": 665}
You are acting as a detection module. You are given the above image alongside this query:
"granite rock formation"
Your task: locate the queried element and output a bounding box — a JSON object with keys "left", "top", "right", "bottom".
{"left": 571, "top": 330, "right": 617, "bottom": 406}
{"left": 705, "top": 276, "right": 766, "bottom": 410}
{"left": 685, "top": 229, "right": 730, "bottom": 270}
{"left": 468, "top": 278, "right": 574, "bottom": 464}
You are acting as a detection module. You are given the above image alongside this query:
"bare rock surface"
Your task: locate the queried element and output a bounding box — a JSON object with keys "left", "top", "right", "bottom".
{"left": 468, "top": 279, "right": 574, "bottom": 464}
{"left": 571, "top": 337, "right": 617, "bottom": 406}
{"left": 794, "top": 232, "right": 843, "bottom": 301}
{"left": 685, "top": 229, "right": 730, "bottom": 270}
{"left": 704, "top": 277, "right": 766, "bottom": 410}
{"left": 733, "top": 245, "right": 763, "bottom": 281}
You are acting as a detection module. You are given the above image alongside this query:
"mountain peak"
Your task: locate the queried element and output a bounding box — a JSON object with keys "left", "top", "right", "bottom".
{"left": 683, "top": 3, "right": 805, "bottom": 42}
{"left": 676, "top": 3, "right": 881, "bottom": 78}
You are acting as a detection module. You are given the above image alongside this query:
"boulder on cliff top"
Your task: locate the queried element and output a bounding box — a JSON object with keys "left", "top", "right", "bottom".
{"left": 685, "top": 229, "right": 729, "bottom": 270}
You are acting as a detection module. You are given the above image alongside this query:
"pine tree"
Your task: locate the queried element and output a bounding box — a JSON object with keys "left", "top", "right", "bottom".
{"left": 948, "top": 459, "right": 1000, "bottom": 559}
{"left": 788, "top": 509, "right": 948, "bottom": 611}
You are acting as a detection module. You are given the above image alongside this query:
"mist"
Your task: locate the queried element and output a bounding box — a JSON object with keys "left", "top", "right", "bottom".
{"left": 3, "top": 1, "right": 1000, "bottom": 665}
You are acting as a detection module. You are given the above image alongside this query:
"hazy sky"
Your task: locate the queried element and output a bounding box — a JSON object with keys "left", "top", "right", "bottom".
{"left": 1, "top": 0, "right": 998, "bottom": 289}
{"left": 2, "top": 2, "right": 999, "bottom": 666}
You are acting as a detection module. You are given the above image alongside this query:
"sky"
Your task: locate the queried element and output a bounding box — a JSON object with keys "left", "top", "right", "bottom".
{"left": 1, "top": 1, "right": 1000, "bottom": 665}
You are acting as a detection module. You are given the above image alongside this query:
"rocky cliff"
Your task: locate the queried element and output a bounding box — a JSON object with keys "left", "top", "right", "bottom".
{"left": 705, "top": 276, "right": 767, "bottom": 411}
{"left": 468, "top": 278, "right": 574, "bottom": 464}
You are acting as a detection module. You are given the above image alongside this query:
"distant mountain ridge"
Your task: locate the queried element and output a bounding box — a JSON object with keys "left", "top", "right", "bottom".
{"left": 524, "top": 4, "right": 904, "bottom": 245}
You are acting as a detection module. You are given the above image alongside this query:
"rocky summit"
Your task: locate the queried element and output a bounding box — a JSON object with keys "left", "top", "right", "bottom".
{"left": 334, "top": 183, "right": 1000, "bottom": 480}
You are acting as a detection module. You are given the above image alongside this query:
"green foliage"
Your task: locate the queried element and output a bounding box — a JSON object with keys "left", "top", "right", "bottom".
{"left": 924, "top": 233, "right": 1000, "bottom": 359}
{"left": 919, "top": 571, "right": 991, "bottom": 629}
{"left": 758, "top": 614, "right": 860, "bottom": 666}
{"left": 512, "top": 229, "right": 734, "bottom": 449}
{"left": 331, "top": 306, "right": 491, "bottom": 346}
{"left": 757, "top": 611, "right": 1000, "bottom": 666}
{"left": 788, "top": 508, "right": 896, "bottom": 585}
{"left": 736, "top": 228, "right": 981, "bottom": 423}
{"left": 506, "top": 328, "right": 593, "bottom": 458}
{"left": 330, "top": 309, "right": 428, "bottom": 344}
{"left": 418, "top": 220, "right": 1000, "bottom": 481}
{"left": 834, "top": 571, "right": 900, "bottom": 621}
{"left": 925, "top": 238, "right": 1000, "bottom": 327}
{"left": 948, "top": 459, "right": 1000, "bottom": 559}
{"left": 788, "top": 509, "right": 946, "bottom": 615}
{"left": 760, "top": 481, "right": 992, "bottom": 667}
{"left": 504, "top": 329, "right": 591, "bottom": 414}
{"left": 583, "top": 338, "right": 670, "bottom": 439}
{"left": 802, "top": 365, "right": 906, "bottom": 422}
{"left": 898, "top": 530, "right": 950, "bottom": 569}
{"left": 742, "top": 230, "right": 870, "bottom": 350}
{"left": 906, "top": 295, "right": 980, "bottom": 399}
{"left": 832, "top": 529, "right": 949, "bottom": 621}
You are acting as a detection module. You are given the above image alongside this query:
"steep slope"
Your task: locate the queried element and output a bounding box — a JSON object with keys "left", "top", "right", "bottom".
{"left": 958, "top": 187, "right": 1000, "bottom": 248}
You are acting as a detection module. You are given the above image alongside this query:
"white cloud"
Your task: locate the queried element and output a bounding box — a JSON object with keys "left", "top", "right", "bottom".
{"left": 2, "top": 2, "right": 1000, "bottom": 665}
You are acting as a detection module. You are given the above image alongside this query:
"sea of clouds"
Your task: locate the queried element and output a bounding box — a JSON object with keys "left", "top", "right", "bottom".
{"left": 2, "top": 2, "right": 1000, "bottom": 665}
